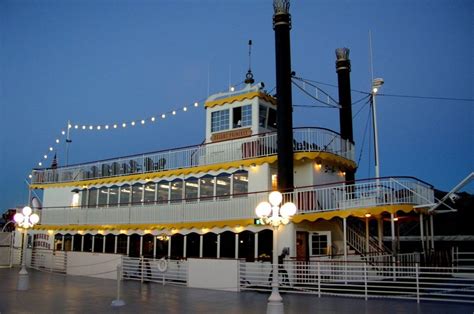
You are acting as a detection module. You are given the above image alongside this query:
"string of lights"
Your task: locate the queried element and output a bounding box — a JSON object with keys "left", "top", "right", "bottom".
{"left": 31, "top": 99, "right": 204, "bottom": 173}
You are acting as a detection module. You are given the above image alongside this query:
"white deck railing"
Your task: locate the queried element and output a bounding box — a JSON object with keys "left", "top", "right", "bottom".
{"left": 31, "top": 128, "right": 354, "bottom": 184}
{"left": 239, "top": 261, "right": 474, "bottom": 303}
{"left": 39, "top": 177, "right": 434, "bottom": 226}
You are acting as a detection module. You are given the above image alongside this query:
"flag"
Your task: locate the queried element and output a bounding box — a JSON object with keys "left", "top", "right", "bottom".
{"left": 51, "top": 153, "right": 58, "bottom": 169}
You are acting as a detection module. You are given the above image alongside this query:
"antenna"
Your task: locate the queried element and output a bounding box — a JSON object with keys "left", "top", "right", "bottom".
{"left": 248, "top": 39, "right": 252, "bottom": 72}
{"left": 245, "top": 40, "right": 254, "bottom": 84}
{"left": 369, "top": 30, "right": 374, "bottom": 83}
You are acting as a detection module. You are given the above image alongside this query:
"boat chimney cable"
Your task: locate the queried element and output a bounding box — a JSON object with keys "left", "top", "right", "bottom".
{"left": 335, "top": 48, "right": 355, "bottom": 183}
{"left": 244, "top": 40, "right": 255, "bottom": 85}
{"left": 273, "top": 0, "right": 294, "bottom": 192}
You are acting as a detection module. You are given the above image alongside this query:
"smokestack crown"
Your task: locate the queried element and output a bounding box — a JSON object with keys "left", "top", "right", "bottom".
{"left": 336, "top": 48, "right": 351, "bottom": 72}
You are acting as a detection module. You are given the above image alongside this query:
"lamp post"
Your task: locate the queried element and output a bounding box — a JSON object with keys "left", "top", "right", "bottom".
{"left": 255, "top": 191, "right": 296, "bottom": 313}
{"left": 14, "top": 206, "right": 40, "bottom": 290}
{"left": 371, "top": 78, "right": 384, "bottom": 179}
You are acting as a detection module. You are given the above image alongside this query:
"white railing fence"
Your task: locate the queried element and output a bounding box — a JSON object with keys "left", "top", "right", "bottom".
{"left": 30, "top": 248, "right": 67, "bottom": 273}
{"left": 452, "top": 247, "right": 474, "bottom": 271}
{"left": 240, "top": 261, "right": 474, "bottom": 303}
{"left": 31, "top": 128, "right": 354, "bottom": 184}
{"left": 122, "top": 256, "right": 188, "bottom": 286}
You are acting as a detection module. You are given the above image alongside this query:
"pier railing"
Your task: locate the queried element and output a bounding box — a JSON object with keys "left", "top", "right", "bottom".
{"left": 31, "top": 128, "right": 354, "bottom": 185}
{"left": 39, "top": 177, "right": 433, "bottom": 226}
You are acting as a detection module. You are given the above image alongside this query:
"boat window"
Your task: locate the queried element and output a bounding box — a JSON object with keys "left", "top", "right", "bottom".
{"left": 241, "top": 104, "right": 252, "bottom": 127}
{"left": 98, "top": 187, "right": 108, "bottom": 207}
{"left": 259, "top": 105, "right": 267, "bottom": 127}
{"left": 105, "top": 234, "right": 115, "bottom": 253}
{"left": 185, "top": 177, "right": 199, "bottom": 201}
{"left": 233, "top": 171, "right": 248, "bottom": 196}
{"left": 81, "top": 189, "right": 88, "bottom": 208}
{"left": 232, "top": 105, "right": 252, "bottom": 129}
{"left": 200, "top": 176, "right": 214, "bottom": 200}
{"left": 109, "top": 186, "right": 119, "bottom": 206}
{"left": 233, "top": 106, "right": 242, "bottom": 128}
{"left": 83, "top": 234, "right": 93, "bottom": 252}
{"left": 216, "top": 173, "right": 231, "bottom": 199}
{"left": 144, "top": 182, "right": 156, "bottom": 204}
{"left": 310, "top": 232, "right": 329, "bottom": 256}
{"left": 170, "top": 180, "right": 183, "bottom": 203}
{"left": 119, "top": 185, "right": 131, "bottom": 206}
{"left": 157, "top": 181, "right": 169, "bottom": 204}
{"left": 268, "top": 108, "right": 277, "bottom": 130}
{"left": 211, "top": 109, "right": 229, "bottom": 132}
{"left": 88, "top": 188, "right": 98, "bottom": 208}
{"left": 73, "top": 234, "right": 82, "bottom": 251}
{"left": 131, "top": 183, "right": 143, "bottom": 204}
{"left": 94, "top": 234, "right": 104, "bottom": 253}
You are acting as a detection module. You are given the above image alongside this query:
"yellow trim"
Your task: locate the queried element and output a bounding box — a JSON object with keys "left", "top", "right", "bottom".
{"left": 292, "top": 204, "right": 415, "bottom": 223}
{"left": 205, "top": 91, "right": 276, "bottom": 108}
{"left": 33, "top": 219, "right": 255, "bottom": 232}
{"left": 30, "top": 152, "right": 356, "bottom": 189}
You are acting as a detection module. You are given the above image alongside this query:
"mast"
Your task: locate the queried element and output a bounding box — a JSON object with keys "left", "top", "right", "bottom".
{"left": 273, "top": 0, "right": 294, "bottom": 192}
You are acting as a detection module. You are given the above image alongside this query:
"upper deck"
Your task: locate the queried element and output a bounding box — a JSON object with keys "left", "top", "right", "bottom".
{"left": 31, "top": 127, "right": 356, "bottom": 187}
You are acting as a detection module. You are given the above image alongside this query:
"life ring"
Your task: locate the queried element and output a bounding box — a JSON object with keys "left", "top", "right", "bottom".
{"left": 157, "top": 257, "right": 168, "bottom": 272}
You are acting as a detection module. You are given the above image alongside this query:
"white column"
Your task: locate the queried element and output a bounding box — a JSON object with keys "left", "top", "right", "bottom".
{"left": 343, "top": 217, "right": 347, "bottom": 261}
{"left": 167, "top": 236, "right": 172, "bottom": 257}
{"left": 139, "top": 236, "right": 143, "bottom": 257}
{"left": 71, "top": 236, "right": 74, "bottom": 252}
{"left": 419, "top": 213, "right": 425, "bottom": 254}
{"left": 81, "top": 235, "right": 84, "bottom": 252}
{"left": 62, "top": 235, "right": 65, "bottom": 251}
{"left": 235, "top": 233, "right": 239, "bottom": 259}
{"left": 430, "top": 215, "right": 435, "bottom": 251}
{"left": 153, "top": 236, "right": 157, "bottom": 258}
{"left": 217, "top": 234, "right": 221, "bottom": 258}
{"left": 114, "top": 235, "right": 118, "bottom": 254}
{"left": 126, "top": 236, "right": 130, "bottom": 256}
{"left": 199, "top": 235, "right": 203, "bottom": 258}
{"left": 92, "top": 236, "right": 95, "bottom": 252}
{"left": 183, "top": 235, "right": 187, "bottom": 258}
{"left": 102, "top": 236, "right": 106, "bottom": 253}
{"left": 254, "top": 232, "right": 259, "bottom": 259}
{"left": 365, "top": 217, "right": 370, "bottom": 253}
{"left": 390, "top": 213, "right": 396, "bottom": 254}
{"left": 377, "top": 217, "right": 383, "bottom": 250}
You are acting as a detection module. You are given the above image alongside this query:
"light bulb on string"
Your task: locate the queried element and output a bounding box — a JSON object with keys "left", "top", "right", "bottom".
{"left": 55, "top": 139, "right": 60, "bottom": 144}
{"left": 172, "top": 111, "right": 176, "bottom": 115}
{"left": 183, "top": 107, "right": 187, "bottom": 112}
{"left": 97, "top": 126, "right": 101, "bottom": 130}
{"left": 105, "top": 125, "right": 109, "bottom": 129}
{"left": 89, "top": 126, "right": 93, "bottom": 130}
{"left": 61, "top": 130, "right": 66, "bottom": 135}
{"left": 122, "top": 123, "right": 126, "bottom": 128}
{"left": 82, "top": 126, "right": 86, "bottom": 130}
{"left": 151, "top": 117, "right": 156, "bottom": 122}
{"left": 131, "top": 121, "right": 135, "bottom": 126}
{"left": 141, "top": 120, "right": 145, "bottom": 124}
{"left": 74, "top": 125, "right": 79, "bottom": 129}
{"left": 161, "top": 114, "right": 166, "bottom": 119}
{"left": 49, "top": 147, "right": 53, "bottom": 151}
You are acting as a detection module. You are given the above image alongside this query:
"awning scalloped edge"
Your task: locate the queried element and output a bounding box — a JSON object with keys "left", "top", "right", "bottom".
{"left": 205, "top": 91, "right": 276, "bottom": 108}
{"left": 33, "top": 218, "right": 255, "bottom": 232}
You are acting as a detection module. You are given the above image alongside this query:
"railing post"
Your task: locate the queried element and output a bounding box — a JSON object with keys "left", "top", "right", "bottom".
{"left": 392, "top": 256, "right": 396, "bottom": 281}
{"left": 140, "top": 256, "right": 144, "bottom": 283}
{"left": 317, "top": 262, "right": 321, "bottom": 298}
{"left": 415, "top": 263, "right": 420, "bottom": 303}
{"left": 364, "top": 263, "right": 368, "bottom": 300}
{"left": 111, "top": 263, "right": 125, "bottom": 307}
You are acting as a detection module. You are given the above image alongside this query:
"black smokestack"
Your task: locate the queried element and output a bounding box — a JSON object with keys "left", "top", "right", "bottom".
{"left": 273, "top": 0, "right": 294, "bottom": 192}
{"left": 335, "top": 48, "right": 355, "bottom": 183}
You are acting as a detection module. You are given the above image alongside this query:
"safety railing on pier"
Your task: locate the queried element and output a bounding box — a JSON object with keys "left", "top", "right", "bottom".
{"left": 239, "top": 261, "right": 474, "bottom": 303}
{"left": 31, "top": 128, "right": 354, "bottom": 184}
{"left": 122, "top": 256, "right": 188, "bottom": 286}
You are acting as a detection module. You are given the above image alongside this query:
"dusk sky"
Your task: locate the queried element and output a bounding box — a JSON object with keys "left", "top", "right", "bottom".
{"left": 1, "top": 0, "right": 473, "bottom": 211}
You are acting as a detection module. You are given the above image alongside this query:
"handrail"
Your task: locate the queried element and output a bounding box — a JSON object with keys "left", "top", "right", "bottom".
{"left": 31, "top": 128, "right": 355, "bottom": 185}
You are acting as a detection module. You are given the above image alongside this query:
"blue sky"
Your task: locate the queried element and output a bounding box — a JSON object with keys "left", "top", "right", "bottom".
{"left": 1, "top": 0, "right": 473, "bottom": 210}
